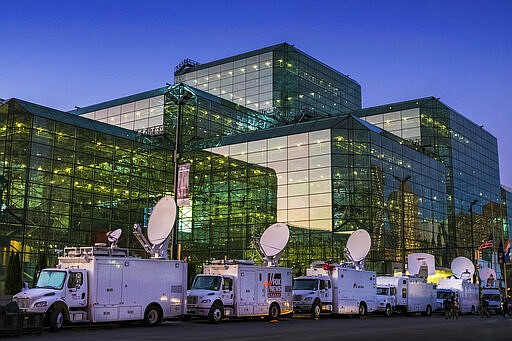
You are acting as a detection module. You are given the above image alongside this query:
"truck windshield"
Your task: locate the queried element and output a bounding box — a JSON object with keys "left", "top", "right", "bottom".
{"left": 36, "top": 270, "right": 67, "bottom": 290}
{"left": 191, "top": 276, "right": 222, "bottom": 290}
{"left": 293, "top": 279, "right": 318, "bottom": 290}
{"left": 437, "top": 291, "right": 453, "bottom": 300}
{"left": 482, "top": 294, "right": 501, "bottom": 301}
{"left": 376, "top": 287, "right": 389, "bottom": 295}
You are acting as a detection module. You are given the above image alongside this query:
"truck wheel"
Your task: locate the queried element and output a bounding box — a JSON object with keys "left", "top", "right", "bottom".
{"left": 144, "top": 304, "right": 162, "bottom": 326}
{"left": 269, "top": 303, "right": 280, "bottom": 320}
{"left": 311, "top": 301, "right": 321, "bottom": 319}
{"left": 358, "top": 302, "right": 367, "bottom": 318}
{"left": 48, "top": 307, "right": 64, "bottom": 332}
{"left": 208, "top": 302, "right": 224, "bottom": 323}
{"left": 425, "top": 305, "right": 432, "bottom": 317}
{"left": 384, "top": 304, "right": 392, "bottom": 318}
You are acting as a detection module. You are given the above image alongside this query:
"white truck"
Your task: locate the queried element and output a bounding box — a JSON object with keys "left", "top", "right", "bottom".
{"left": 13, "top": 245, "right": 187, "bottom": 331}
{"left": 375, "top": 284, "right": 397, "bottom": 317}
{"left": 481, "top": 287, "right": 502, "bottom": 314}
{"left": 187, "top": 260, "right": 293, "bottom": 322}
{"left": 376, "top": 276, "right": 436, "bottom": 316}
{"left": 436, "top": 278, "right": 479, "bottom": 314}
{"left": 293, "top": 262, "right": 378, "bottom": 318}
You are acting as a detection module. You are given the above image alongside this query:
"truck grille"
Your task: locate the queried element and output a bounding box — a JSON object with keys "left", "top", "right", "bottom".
{"left": 15, "top": 297, "right": 30, "bottom": 309}
{"left": 293, "top": 294, "right": 302, "bottom": 301}
{"left": 187, "top": 296, "right": 198, "bottom": 305}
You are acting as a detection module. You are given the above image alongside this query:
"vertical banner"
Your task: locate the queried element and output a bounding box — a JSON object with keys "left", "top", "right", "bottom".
{"left": 177, "top": 163, "right": 190, "bottom": 206}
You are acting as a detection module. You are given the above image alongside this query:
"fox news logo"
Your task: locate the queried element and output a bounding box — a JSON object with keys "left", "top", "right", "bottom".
{"left": 268, "top": 273, "right": 282, "bottom": 298}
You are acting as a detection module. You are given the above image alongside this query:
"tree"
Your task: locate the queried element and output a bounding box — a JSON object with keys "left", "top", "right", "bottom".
{"left": 5, "top": 251, "right": 22, "bottom": 295}
{"left": 32, "top": 253, "right": 48, "bottom": 287}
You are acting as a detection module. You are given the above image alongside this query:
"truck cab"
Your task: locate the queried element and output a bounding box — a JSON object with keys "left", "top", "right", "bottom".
{"left": 292, "top": 276, "right": 332, "bottom": 318}
{"left": 187, "top": 274, "right": 235, "bottom": 322}
{"left": 481, "top": 288, "right": 502, "bottom": 314}
{"left": 436, "top": 289, "right": 455, "bottom": 312}
{"left": 376, "top": 285, "right": 396, "bottom": 317}
{"left": 14, "top": 268, "right": 88, "bottom": 330}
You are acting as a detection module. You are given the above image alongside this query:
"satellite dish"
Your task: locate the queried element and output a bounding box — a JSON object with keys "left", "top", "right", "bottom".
{"left": 259, "top": 223, "right": 289, "bottom": 257}
{"left": 147, "top": 196, "right": 177, "bottom": 246}
{"left": 407, "top": 253, "right": 435, "bottom": 276}
{"left": 451, "top": 256, "right": 475, "bottom": 279}
{"left": 107, "top": 229, "right": 122, "bottom": 244}
{"left": 479, "top": 267, "right": 496, "bottom": 282}
{"left": 346, "top": 229, "right": 371, "bottom": 262}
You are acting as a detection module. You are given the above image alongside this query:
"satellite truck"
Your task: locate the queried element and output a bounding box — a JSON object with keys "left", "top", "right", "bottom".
{"left": 479, "top": 267, "right": 502, "bottom": 314}
{"left": 435, "top": 256, "right": 479, "bottom": 314}
{"left": 376, "top": 253, "right": 436, "bottom": 316}
{"left": 13, "top": 196, "right": 187, "bottom": 331}
{"left": 186, "top": 223, "right": 293, "bottom": 323}
{"left": 293, "top": 229, "right": 378, "bottom": 318}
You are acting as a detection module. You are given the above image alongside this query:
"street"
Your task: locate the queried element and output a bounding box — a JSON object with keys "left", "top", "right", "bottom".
{"left": 15, "top": 313, "right": 512, "bottom": 341}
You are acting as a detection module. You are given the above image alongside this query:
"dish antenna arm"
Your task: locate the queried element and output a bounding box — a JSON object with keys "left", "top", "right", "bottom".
{"left": 133, "top": 223, "right": 153, "bottom": 255}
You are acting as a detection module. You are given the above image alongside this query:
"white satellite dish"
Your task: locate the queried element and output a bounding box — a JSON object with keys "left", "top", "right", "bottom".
{"left": 258, "top": 223, "right": 289, "bottom": 267}
{"left": 259, "top": 222, "right": 289, "bottom": 257}
{"left": 407, "top": 253, "right": 435, "bottom": 276}
{"left": 106, "top": 228, "right": 122, "bottom": 247}
{"left": 479, "top": 267, "right": 496, "bottom": 282}
{"left": 346, "top": 229, "right": 371, "bottom": 262}
{"left": 451, "top": 256, "right": 475, "bottom": 279}
{"left": 147, "top": 196, "right": 176, "bottom": 246}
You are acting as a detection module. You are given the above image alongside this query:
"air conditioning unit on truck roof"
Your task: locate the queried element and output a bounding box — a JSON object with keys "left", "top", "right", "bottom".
{"left": 293, "top": 229, "right": 378, "bottom": 318}
{"left": 187, "top": 223, "right": 293, "bottom": 323}
{"left": 13, "top": 196, "right": 187, "bottom": 331}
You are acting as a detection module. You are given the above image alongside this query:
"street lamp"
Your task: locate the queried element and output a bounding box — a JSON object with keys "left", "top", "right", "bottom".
{"left": 167, "top": 83, "right": 195, "bottom": 260}
{"left": 393, "top": 174, "right": 411, "bottom": 275}
{"left": 469, "top": 199, "right": 478, "bottom": 283}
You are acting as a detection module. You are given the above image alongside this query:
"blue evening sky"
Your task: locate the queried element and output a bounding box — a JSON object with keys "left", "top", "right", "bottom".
{"left": 1, "top": 0, "right": 511, "bottom": 186}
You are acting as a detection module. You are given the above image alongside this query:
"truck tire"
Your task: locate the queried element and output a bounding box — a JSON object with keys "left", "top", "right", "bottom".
{"left": 384, "top": 304, "right": 392, "bottom": 317}
{"left": 269, "top": 303, "right": 280, "bottom": 320}
{"left": 311, "top": 300, "right": 321, "bottom": 319}
{"left": 144, "top": 304, "right": 162, "bottom": 326}
{"left": 208, "top": 302, "right": 224, "bottom": 323}
{"left": 48, "top": 307, "right": 65, "bottom": 332}
{"left": 425, "top": 305, "right": 432, "bottom": 317}
{"left": 358, "top": 302, "right": 367, "bottom": 318}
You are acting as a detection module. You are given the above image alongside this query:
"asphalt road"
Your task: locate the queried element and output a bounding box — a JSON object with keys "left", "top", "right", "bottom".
{"left": 14, "top": 313, "right": 512, "bottom": 341}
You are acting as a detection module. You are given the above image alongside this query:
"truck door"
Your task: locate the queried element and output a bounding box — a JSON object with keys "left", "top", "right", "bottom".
{"left": 97, "top": 263, "right": 123, "bottom": 305}
{"left": 66, "top": 270, "right": 87, "bottom": 308}
{"left": 221, "top": 276, "right": 234, "bottom": 306}
{"left": 321, "top": 280, "right": 332, "bottom": 303}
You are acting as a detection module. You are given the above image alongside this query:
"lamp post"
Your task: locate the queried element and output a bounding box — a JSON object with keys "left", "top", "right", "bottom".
{"left": 394, "top": 174, "right": 411, "bottom": 275}
{"left": 168, "top": 83, "right": 195, "bottom": 260}
{"left": 469, "top": 199, "right": 478, "bottom": 283}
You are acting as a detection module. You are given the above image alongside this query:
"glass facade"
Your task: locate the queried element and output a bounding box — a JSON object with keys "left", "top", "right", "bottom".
{"left": 0, "top": 99, "right": 175, "bottom": 293}
{"left": 359, "top": 97, "right": 502, "bottom": 262}
{"left": 175, "top": 43, "right": 361, "bottom": 124}
{"left": 71, "top": 88, "right": 167, "bottom": 135}
{"left": 199, "top": 115, "right": 446, "bottom": 274}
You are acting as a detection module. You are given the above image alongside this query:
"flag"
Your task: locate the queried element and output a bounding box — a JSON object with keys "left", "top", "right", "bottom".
{"left": 504, "top": 239, "right": 511, "bottom": 262}
{"left": 498, "top": 239, "right": 504, "bottom": 264}
{"left": 478, "top": 233, "right": 494, "bottom": 250}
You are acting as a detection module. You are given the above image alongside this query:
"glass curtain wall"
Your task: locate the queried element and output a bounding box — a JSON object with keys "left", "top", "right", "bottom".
{"left": 0, "top": 99, "right": 174, "bottom": 293}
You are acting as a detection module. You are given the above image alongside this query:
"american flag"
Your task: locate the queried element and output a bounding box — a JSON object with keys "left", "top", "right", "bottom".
{"left": 478, "top": 233, "right": 494, "bottom": 250}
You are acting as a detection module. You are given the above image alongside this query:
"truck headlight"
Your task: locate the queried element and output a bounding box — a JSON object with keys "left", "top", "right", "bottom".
{"left": 304, "top": 297, "right": 313, "bottom": 302}
{"left": 34, "top": 301, "right": 47, "bottom": 307}
{"left": 200, "top": 299, "right": 211, "bottom": 304}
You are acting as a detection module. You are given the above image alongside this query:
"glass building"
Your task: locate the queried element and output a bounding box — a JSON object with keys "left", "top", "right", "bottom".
{"left": 357, "top": 97, "right": 503, "bottom": 263}
{"left": 1, "top": 43, "right": 508, "bottom": 293}
{"left": 175, "top": 43, "right": 361, "bottom": 124}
